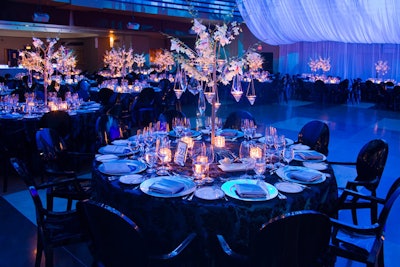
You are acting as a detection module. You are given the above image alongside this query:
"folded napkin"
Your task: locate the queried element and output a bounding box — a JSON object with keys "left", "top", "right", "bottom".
{"left": 234, "top": 183, "right": 267, "bottom": 198}
{"left": 149, "top": 179, "right": 185, "bottom": 195}
{"left": 297, "top": 151, "right": 324, "bottom": 160}
{"left": 102, "top": 162, "right": 133, "bottom": 174}
{"left": 289, "top": 170, "right": 322, "bottom": 182}
{"left": 102, "top": 145, "right": 131, "bottom": 154}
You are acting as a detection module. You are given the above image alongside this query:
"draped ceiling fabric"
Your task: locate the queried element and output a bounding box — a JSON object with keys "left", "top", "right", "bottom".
{"left": 237, "top": 0, "right": 400, "bottom": 81}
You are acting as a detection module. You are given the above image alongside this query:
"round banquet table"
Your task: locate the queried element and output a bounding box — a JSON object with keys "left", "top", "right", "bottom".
{"left": 0, "top": 105, "right": 101, "bottom": 173}
{"left": 91, "top": 140, "right": 338, "bottom": 265}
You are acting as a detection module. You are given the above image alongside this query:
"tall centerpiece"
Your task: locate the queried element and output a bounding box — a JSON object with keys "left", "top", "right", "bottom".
{"left": 169, "top": 19, "right": 263, "bottom": 144}
{"left": 103, "top": 46, "right": 135, "bottom": 79}
{"left": 308, "top": 56, "right": 331, "bottom": 78}
{"left": 19, "top": 37, "right": 76, "bottom": 105}
{"left": 375, "top": 60, "right": 389, "bottom": 79}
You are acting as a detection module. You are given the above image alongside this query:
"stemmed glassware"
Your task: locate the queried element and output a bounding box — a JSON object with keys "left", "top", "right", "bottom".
{"left": 274, "top": 135, "right": 286, "bottom": 163}
{"left": 172, "top": 117, "right": 184, "bottom": 139}
{"left": 282, "top": 146, "right": 294, "bottom": 165}
{"left": 144, "top": 148, "right": 157, "bottom": 174}
{"left": 239, "top": 140, "right": 254, "bottom": 179}
{"left": 156, "top": 137, "right": 171, "bottom": 176}
{"left": 253, "top": 157, "right": 267, "bottom": 180}
{"left": 241, "top": 119, "right": 256, "bottom": 140}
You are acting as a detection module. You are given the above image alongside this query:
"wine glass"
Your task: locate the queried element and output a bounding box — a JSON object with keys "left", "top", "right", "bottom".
{"left": 239, "top": 140, "right": 253, "bottom": 179}
{"left": 274, "top": 135, "right": 286, "bottom": 163}
{"left": 172, "top": 117, "right": 184, "bottom": 140}
{"left": 157, "top": 138, "right": 171, "bottom": 176}
{"left": 253, "top": 157, "right": 267, "bottom": 180}
{"left": 144, "top": 148, "right": 157, "bottom": 174}
{"left": 282, "top": 147, "right": 294, "bottom": 165}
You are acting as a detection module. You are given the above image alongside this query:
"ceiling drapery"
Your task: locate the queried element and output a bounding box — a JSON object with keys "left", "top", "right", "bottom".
{"left": 237, "top": 0, "right": 400, "bottom": 45}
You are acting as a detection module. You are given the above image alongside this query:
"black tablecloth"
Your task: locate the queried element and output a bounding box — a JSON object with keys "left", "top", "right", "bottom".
{"left": 91, "top": 144, "right": 338, "bottom": 263}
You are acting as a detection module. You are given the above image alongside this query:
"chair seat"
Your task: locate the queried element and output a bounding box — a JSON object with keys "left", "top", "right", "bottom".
{"left": 334, "top": 229, "right": 375, "bottom": 258}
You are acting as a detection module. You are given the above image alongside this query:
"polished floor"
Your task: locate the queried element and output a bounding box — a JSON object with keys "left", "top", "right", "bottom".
{"left": 1, "top": 95, "right": 400, "bottom": 266}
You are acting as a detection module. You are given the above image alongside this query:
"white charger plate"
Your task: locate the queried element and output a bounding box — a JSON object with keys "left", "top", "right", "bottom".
{"left": 293, "top": 150, "right": 326, "bottom": 162}
{"left": 275, "top": 166, "right": 326, "bottom": 185}
{"left": 98, "top": 160, "right": 147, "bottom": 176}
{"left": 221, "top": 179, "right": 278, "bottom": 201}
{"left": 140, "top": 176, "right": 196, "bottom": 198}
{"left": 303, "top": 162, "right": 328, "bottom": 171}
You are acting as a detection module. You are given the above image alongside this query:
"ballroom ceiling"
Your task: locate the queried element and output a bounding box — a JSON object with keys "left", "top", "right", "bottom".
{"left": 1, "top": 0, "right": 240, "bottom": 39}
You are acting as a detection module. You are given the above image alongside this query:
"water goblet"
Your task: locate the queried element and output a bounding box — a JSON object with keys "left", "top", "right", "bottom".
{"left": 157, "top": 138, "right": 171, "bottom": 176}
{"left": 239, "top": 140, "right": 254, "bottom": 179}
{"left": 253, "top": 157, "right": 267, "bottom": 180}
{"left": 282, "top": 147, "right": 294, "bottom": 165}
{"left": 144, "top": 148, "right": 157, "bottom": 174}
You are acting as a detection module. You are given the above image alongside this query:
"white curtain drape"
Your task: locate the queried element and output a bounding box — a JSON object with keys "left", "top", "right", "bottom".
{"left": 279, "top": 42, "right": 400, "bottom": 81}
{"left": 237, "top": 0, "right": 400, "bottom": 81}
{"left": 237, "top": 0, "right": 400, "bottom": 45}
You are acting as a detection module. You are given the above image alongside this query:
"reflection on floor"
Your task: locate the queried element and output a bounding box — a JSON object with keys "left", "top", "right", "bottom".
{"left": 1, "top": 98, "right": 400, "bottom": 266}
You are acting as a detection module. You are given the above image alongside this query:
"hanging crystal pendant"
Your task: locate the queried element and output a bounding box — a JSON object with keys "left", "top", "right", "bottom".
{"left": 204, "top": 91, "right": 216, "bottom": 104}
{"left": 246, "top": 78, "right": 257, "bottom": 105}
{"left": 198, "top": 90, "right": 206, "bottom": 116}
{"left": 174, "top": 88, "right": 184, "bottom": 99}
{"left": 231, "top": 75, "right": 243, "bottom": 102}
{"left": 179, "top": 70, "right": 188, "bottom": 91}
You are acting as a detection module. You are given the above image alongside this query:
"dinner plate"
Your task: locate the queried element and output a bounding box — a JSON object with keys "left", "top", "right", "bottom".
{"left": 275, "top": 166, "right": 326, "bottom": 185}
{"left": 275, "top": 182, "right": 303, "bottom": 193}
{"left": 140, "top": 176, "right": 196, "bottom": 198}
{"left": 293, "top": 150, "right": 326, "bottom": 162}
{"left": 219, "top": 129, "right": 244, "bottom": 139}
{"left": 98, "top": 160, "right": 147, "bottom": 176}
{"left": 119, "top": 174, "right": 145, "bottom": 185}
{"left": 303, "top": 162, "right": 328, "bottom": 171}
{"left": 95, "top": 154, "right": 119, "bottom": 162}
{"left": 98, "top": 145, "right": 134, "bottom": 156}
{"left": 221, "top": 179, "right": 278, "bottom": 201}
{"left": 194, "top": 186, "right": 225, "bottom": 200}
{"left": 168, "top": 129, "right": 202, "bottom": 138}
{"left": 291, "top": 143, "right": 310, "bottom": 150}
{"left": 112, "top": 139, "right": 130, "bottom": 146}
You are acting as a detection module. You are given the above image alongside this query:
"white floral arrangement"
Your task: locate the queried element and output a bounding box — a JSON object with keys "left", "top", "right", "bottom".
{"left": 375, "top": 60, "right": 389, "bottom": 76}
{"left": 54, "top": 46, "right": 77, "bottom": 76}
{"left": 308, "top": 57, "right": 331, "bottom": 72}
{"left": 103, "top": 46, "right": 134, "bottom": 78}
{"left": 19, "top": 37, "right": 69, "bottom": 78}
{"left": 169, "top": 19, "right": 262, "bottom": 88}
{"left": 133, "top": 53, "right": 146, "bottom": 68}
{"left": 152, "top": 49, "right": 175, "bottom": 72}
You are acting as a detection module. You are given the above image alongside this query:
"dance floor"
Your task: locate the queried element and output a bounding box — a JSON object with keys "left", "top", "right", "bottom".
{"left": 1, "top": 97, "right": 399, "bottom": 266}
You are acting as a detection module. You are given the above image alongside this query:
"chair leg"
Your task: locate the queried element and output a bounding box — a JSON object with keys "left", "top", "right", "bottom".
{"left": 46, "top": 194, "right": 54, "bottom": 211}
{"left": 67, "top": 198, "right": 73, "bottom": 211}
{"left": 351, "top": 208, "right": 358, "bottom": 225}
{"left": 35, "top": 234, "right": 43, "bottom": 267}
{"left": 44, "top": 247, "right": 54, "bottom": 267}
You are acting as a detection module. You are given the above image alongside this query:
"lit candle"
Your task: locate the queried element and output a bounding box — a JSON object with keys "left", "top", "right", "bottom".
{"left": 250, "top": 146, "right": 263, "bottom": 159}
{"left": 196, "top": 155, "right": 208, "bottom": 164}
{"left": 159, "top": 147, "right": 172, "bottom": 163}
{"left": 215, "top": 136, "right": 225, "bottom": 148}
{"left": 180, "top": 136, "right": 194, "bottom": 148}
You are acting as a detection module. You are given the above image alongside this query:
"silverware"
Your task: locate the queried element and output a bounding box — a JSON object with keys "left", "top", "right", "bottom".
{"left": 108, "top": 176, "right": 119, "bottom": 181}
{"left": 278, "top": 192, "right": 287, "bottom": 200}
